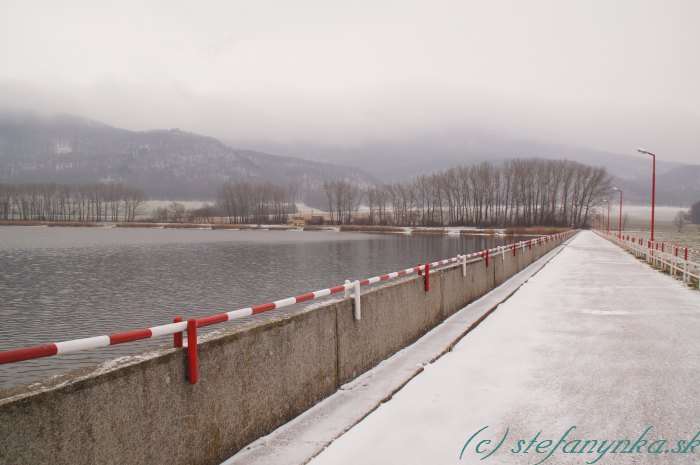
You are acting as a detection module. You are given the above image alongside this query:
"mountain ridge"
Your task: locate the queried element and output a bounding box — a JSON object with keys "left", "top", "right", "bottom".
{"left": 0, "top": 113, "right": 377, "bottom": 206}
{"left": 233, "top": 131, "right": 698, "bottom": 206}
{"left": 2, "top": 112, "right": 696, "bottom": 207}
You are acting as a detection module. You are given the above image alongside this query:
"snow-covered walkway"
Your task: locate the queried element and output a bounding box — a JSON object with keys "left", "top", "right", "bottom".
{"left": 230, "top": 231, "right": 700, "bottom": 465}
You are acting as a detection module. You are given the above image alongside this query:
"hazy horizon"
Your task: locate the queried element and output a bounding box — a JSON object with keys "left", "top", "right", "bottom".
{"left": 1, "top": 0, "right": 699, "bottom": 163}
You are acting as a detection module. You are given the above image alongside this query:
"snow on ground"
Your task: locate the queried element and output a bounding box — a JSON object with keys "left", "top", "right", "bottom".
{"left": 223, "top": 238, "right": 568, "bottom": 465}
{"left": 303, "top": 231, "right": 700, "bottom": 465}
{"left": 616, "top": 204, "right": 687, "bottom": 222}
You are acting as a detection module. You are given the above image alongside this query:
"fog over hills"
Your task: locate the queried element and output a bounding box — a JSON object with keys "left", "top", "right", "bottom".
{"left": 236, "top": 132, "right": 699, "bottom": 206}
{"left": 1, "top": 112, "right": 697, "bottom": 208}
{"left": 2, "top": 2, "right": 699, "bottom": 209}
{"left": 0, "top": 113, "right": 376, "bottom": 206}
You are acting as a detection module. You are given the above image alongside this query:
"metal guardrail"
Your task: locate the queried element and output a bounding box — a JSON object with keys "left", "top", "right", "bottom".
{"left": 596, "top": 230, "right": 700, "bottom": 284}
{"left": 0, "top": 231, "right": 575, "bottom": 384}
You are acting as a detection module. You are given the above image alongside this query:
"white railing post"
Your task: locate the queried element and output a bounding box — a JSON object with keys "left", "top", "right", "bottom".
{"left": 461, "top": 254, "right": 467, "bottom": 277}
{"left": 344, "top": 279, "right": 352, "bottom": 298}
{"left": 353, "top": 280, "right": 361, "bottom": 320}
{"left": 671, "top": 249, "right": 676, "bottom": 276}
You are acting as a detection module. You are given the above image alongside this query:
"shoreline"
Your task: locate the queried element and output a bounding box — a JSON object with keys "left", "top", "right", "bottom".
{"left": 0, "top": 220, "right": 569, "bottom": 236}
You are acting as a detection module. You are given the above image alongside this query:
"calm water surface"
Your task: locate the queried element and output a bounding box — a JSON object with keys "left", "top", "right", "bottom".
{"left": 0, "top": 226, "right": 514, "bottom": 391}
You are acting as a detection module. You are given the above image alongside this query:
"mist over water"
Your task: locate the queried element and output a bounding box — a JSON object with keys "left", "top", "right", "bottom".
{"left": 0, "top": 226, "right": 517, "bottom": 390}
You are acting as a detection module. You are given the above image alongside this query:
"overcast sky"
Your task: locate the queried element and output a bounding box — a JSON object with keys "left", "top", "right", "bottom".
{"left": 1, "top": 0, "right": 698, "bottom": 163}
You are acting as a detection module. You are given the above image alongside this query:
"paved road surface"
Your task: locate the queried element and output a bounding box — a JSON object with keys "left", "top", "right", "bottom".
{"left": 231, "top": 231, "right": 700, "bottom": 465}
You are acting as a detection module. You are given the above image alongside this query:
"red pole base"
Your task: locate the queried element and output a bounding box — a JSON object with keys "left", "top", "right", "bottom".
{"left": 187, "top": 319, "right": 199, "bottom": 385}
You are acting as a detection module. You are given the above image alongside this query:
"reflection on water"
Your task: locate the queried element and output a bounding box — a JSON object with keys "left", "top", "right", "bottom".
{"left": 0, "top": 226, "right": 513, "bottom": 390}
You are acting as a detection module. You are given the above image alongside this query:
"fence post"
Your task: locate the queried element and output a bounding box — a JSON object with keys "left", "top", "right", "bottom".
{"left": 461, "top": 254, "right": 467, "bottom": 277}
{"left": 353, "top": 280, "right": 361, "bottom": 320}
{"left": 673, "top": 247, "right": 678, "bottom": 276}
{"left": 173, "top": 316, "right": 183, "bottom": 348}
{"left": 424, "top": 263, "right": 431, "bottom": 292}
{"left": 647, "top": 241, "right": 651, "bottom": 264}
{"left": 187, "top": 318, "right": 199, "bottom": 385}
{"left": 344, "top": 279, "right": 352, "bottom": 298}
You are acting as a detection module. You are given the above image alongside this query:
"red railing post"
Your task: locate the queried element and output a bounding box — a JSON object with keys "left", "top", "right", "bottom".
{"left": 187, "top": 318, "right": 199, "bottom": 385}
{"left": 485, "top": 249, "right": 490, "bottom": 268}
{"left": 417, "top": 264, "right": 423, "bottom": 276}
{"left": 173, "top": 316, "right": 183, "bottom": 348}
{"left": 512, "top": 243, "right": 516, "bottom": 256}
{"left": 424, "top": 263, "right": 430, "bottom": 292}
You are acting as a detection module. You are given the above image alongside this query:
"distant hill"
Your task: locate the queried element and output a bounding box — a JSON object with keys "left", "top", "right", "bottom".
{"left": 3, "top": 113, "right": 696, "bottom": 208}
{"left": 236, "top": 131, "right": 698, "bottom": 206}
{"left": 610, "top": 164, "right": 700, "bottom": 206}
{"left": 0, "top": 113, "right": 377, "bottom": 206}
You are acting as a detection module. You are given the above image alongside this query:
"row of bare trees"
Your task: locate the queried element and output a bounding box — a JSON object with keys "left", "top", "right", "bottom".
{"left": 216, "top": 182, "right": 297, "bottom": 224}
{"left": 322, "top": 179, "right": 363, "bottom": 224}
{"left": 327, "top": 159, "right": 610, "bottom": 227}
{"left": 151, "top": 202, "right": 218, "bottom": 223}
{"left": 0, "top": 183, "right": 145, "bottom": 222}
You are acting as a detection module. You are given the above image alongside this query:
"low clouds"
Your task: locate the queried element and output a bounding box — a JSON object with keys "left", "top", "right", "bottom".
{"left": 1, "top": 0, "right": 698, "bottom": 162}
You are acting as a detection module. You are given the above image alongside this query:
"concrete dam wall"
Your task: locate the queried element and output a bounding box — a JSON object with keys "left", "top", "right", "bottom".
{"left": 0, "top": 235, "right": 567, "bottom": 465}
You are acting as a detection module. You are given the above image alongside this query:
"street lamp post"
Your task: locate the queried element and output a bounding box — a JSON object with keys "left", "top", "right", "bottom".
{"left": 612, "top": 188, "right": 623, "bottom": 236}
{"left": 637, "top": 148, "right": 656, "bottom": 241}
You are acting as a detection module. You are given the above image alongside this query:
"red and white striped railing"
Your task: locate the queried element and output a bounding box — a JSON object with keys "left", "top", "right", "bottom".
{"left": 0, "top": 231, "right": 575, "bottom": 384}
{"left": 597, "top": 230, "right": 700, "bottom": 284}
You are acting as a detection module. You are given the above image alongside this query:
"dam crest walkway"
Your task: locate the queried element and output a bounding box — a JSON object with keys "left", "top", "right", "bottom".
{"left": 226, "top": 230, "right": 700, "bottom": 465}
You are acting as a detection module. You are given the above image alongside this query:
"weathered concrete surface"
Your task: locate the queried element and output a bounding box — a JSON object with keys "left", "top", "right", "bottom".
{"left": 223, "top": 239, "right": 572, "bottom": 465}
{"left": 306, "top": 231, "right": 700, "bottom": 465}
{"left": 0, "top": 235, "right": 567, "bottom": 465}
{"left": 0, "top": 305, "right": 339, "bottom": 465}
{"left": 336, "top": 274, "right": 444, "bottom": 384}
{"left": 442, "top": 259, "right": 490, "bottom": 315}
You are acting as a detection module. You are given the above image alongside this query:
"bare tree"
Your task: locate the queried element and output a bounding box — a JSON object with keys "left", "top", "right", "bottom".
{"left": 673, "top": 211, "right": 690, "bottom": 232}
{"left": 0, "top": 182, "right": 145, "bottom": 222}
{"left": 315, "top": 159, "right": 611, "bottom": 228}
{"left": 216, "top": 181, "right": 296, "bottom": 224}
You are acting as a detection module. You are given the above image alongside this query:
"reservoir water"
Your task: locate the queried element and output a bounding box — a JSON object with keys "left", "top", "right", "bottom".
{"left": 0, "top": 226, "right": 516, "bottom": 391}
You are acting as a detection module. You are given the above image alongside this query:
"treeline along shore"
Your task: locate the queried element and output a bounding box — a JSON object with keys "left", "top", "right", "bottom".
{"left": 0, "top": 159, "right": 611, "bottom": 228}
{"left": 0, "top": 182, "right": 145, "bottom": 222}
{"left": 323, "top": 159, "right": 610, "bottom": 227}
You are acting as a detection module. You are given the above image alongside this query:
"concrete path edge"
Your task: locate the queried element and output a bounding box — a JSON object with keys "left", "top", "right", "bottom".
{"left": 222, "top": 234, "right": 578, "bottom": 465}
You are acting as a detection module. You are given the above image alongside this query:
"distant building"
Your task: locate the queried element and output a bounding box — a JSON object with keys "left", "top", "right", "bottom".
{"left": 289, "top": 216, "right": 307, "bottom": 227}
{"left": 288, "top": 215, "right": 326, "bottom": 226}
